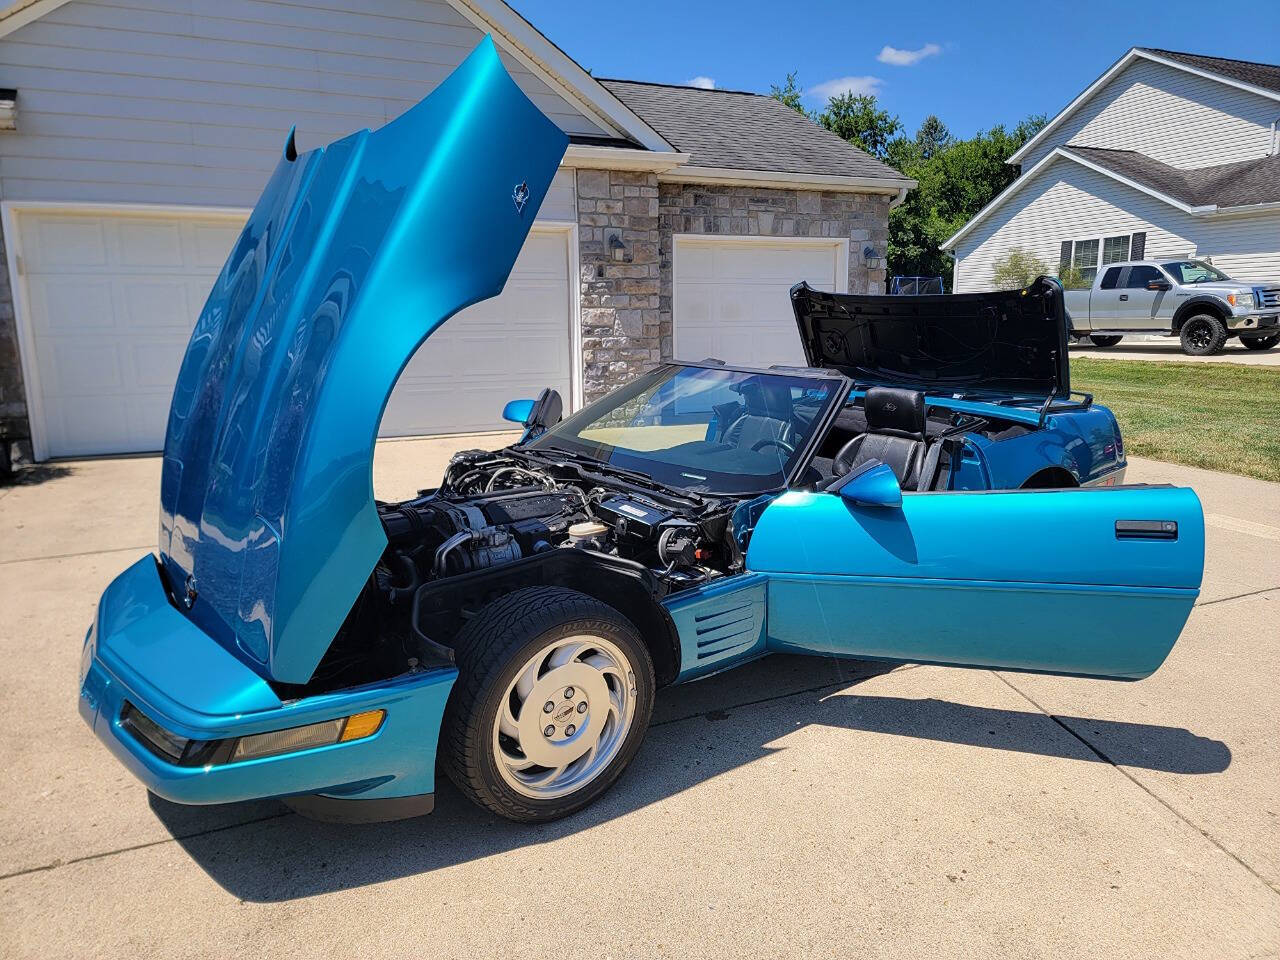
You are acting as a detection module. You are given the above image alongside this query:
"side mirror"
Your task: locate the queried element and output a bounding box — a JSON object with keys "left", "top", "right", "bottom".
{"left": 518, "top": 387, "right": 564, "bottom": 439}
{"left": 831, "top": 460, "right": 903, "bottom": 508}
{"left": 1147, "top": 280, "right": 1172, "bottom": 291}
{"left": 502, "top": 398, "right": 535, "bottom": 425}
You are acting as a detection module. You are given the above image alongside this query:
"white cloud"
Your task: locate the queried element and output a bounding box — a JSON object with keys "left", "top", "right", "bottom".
{"left": 877, "top": 43, "right": 941, "bottom": 66}
{"left": 806, "top": 75, "right": 883, "bottom": 100}
{"left": 686, "top": 76, "right": 716, "bottom": 89}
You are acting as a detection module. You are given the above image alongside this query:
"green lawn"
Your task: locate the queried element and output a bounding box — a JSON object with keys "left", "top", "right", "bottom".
{"left": 1072, "top": 358, "right": 1280, "bottom": 482}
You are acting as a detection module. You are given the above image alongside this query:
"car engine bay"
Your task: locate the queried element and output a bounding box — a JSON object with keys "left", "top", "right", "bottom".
{"left": 299, "top": 445, "right": 749, "bottom": 695}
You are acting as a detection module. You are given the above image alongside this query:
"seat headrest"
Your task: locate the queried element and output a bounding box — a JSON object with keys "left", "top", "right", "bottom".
{"left": 739, "top": 379, "right": 793, "bottom": 419}
{"left": 864, "top": 386, "right": 926, "bottom": 438}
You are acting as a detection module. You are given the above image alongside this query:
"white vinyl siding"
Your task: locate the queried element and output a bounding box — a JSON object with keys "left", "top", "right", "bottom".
{"left": 952, "top": 156, "right": 1280, "bottom": 292}
{"left": 0, "top": 0, "right": 606, "bottom": 207}
{"left": 1021, "top": 58, "right": 1280, "bottom": 171}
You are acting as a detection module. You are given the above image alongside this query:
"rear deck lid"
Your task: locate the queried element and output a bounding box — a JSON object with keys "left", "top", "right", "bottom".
{"left": 790, "top": 277, "right": 1070, "bottom": 397}
{"left": 157, "top": 37, "right": 567, "bottom": 684}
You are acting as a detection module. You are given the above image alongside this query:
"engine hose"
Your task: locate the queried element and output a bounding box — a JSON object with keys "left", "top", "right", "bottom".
{"left": 432, "top": 530, "right": 477, "bottom": 578}
{"left": 379, "top": 551, "right": 421, "bottom": 605}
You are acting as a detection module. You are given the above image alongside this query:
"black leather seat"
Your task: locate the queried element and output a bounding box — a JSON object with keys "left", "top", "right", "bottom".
{"left": 724, "top": 380, "right": 794, "bottom": 451}
{"left": 832, "top": 386, "right": 928, "bottom": 487}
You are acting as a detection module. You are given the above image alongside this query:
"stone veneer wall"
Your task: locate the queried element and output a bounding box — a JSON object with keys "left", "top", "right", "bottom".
{"left": 576, "top": 172, "right": 891, "bottom": 401}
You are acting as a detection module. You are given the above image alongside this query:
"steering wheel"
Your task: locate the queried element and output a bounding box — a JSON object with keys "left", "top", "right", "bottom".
{"left": 751, "top": 437, "right": 796, "bottom": 455}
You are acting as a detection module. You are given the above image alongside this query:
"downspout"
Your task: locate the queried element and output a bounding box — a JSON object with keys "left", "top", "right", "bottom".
{"left": 889, "top": 184, "right": 910, "bottom": 209}
{"left": 1271, "top": 117, "right": 1280, "bottom": 155}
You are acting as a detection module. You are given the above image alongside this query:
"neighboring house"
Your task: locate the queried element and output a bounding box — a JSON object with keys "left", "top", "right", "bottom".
{"left": 0, "top": 0, "right": 912, "bottom": 462}
{"left": 945, "top": 48, "right": 1280, "bottom": 293}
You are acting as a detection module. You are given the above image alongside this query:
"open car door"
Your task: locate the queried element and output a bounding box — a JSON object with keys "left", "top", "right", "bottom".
{"left": 746, "top": 478, "right": 1204, "bottom": 679}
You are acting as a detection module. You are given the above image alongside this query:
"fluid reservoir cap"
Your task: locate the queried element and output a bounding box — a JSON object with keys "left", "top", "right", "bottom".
{"left": 568, "top": 521, "right": 609, "bottom": 540}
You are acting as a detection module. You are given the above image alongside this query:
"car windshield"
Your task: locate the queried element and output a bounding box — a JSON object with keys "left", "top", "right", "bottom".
{"left": 526, "top": 365, "right": 844, "bottom": 495}
{"left": 1162, "top": 260, "right": 1230, "bottom": 284}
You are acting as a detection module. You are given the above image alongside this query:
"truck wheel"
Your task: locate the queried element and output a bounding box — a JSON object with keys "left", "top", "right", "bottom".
{"left": 441, "top": 586, "right": 655, "bottom": 823}
{"left": 1179, "top": 314, "right": 1227, "bottom": 356}
{"left": 1089, "top": 335, "right": 1123, "bottom": 347}
{"left": 1241, "top": 334, "right": 1279, "bottom": 351}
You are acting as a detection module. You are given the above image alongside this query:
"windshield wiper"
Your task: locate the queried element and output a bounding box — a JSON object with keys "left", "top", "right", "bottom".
{"left": 520, "top": 446, "right": 700, "bottom": 500}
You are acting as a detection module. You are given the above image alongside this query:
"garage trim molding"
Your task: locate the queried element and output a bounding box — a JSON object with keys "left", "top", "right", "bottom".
{"left": 2, "top": 201, "right": 582, "bottom": 460}
{"left": 669, "top": 233, "right": 849, "bottom": 365}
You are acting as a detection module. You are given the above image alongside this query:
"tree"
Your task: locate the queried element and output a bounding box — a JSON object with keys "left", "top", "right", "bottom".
{"left": 914, "top": 115, "right": 952, "bottom": 159}
{"left": 816, "top": 93, "right": 902, "bottom": 161}
{"left": 770, "top": 72, "right": 806, "bottom": 114}
{"left": 991, "top": 248, "right": 1048, "bottom": 289}
{"left": 883, "top": 114, "right": 1048, "bottom": 287}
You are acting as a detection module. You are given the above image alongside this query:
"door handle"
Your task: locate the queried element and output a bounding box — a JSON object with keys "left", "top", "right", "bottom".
{"left": 1118, "top": 294, "right": 1129, "bottom": 301}
{"left": 1116, "top": 519, "right": 1177, "bottom": 540}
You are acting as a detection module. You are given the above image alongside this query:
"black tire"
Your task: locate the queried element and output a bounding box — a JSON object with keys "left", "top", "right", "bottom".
{"left": 1088, "top": 335, "right": 1123, "bottom": 347}
{"left": 440, "top": 586, "right": 655, "bottom": 823}
{"left": 1179, "top": 314, "right": 1228, "bottom": 356}
{"left": 1241, "top": 334, "right": 1279, "bottom": 351}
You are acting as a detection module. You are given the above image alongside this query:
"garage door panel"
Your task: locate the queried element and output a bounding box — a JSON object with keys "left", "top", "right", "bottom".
{"left": 120, "top": 280, "right": 198, "bottom": 329}
{"left": 29, "top": 276, "right": 115, "bottom": 331}
{"left": 38, "top": 337, "right": 124, "bottom": 395}
{"left": 114, "top": 220, "right": 186, "bottom": 267}
{"left": 18, "top": 208, "right": 573, "bottom": 457}
{"left": 674, "top": 239, "right": 843, "bottom": 369}
{"left": 26, "top": 217, "right": 108, "bottom": 269}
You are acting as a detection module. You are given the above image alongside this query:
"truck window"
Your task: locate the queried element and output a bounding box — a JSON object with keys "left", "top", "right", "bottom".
{"left": 1100, "top": 266, "right": 1123, "bottom": 289}
{"left": 1125, "top": 265, "right": 1162, "bottom": 289}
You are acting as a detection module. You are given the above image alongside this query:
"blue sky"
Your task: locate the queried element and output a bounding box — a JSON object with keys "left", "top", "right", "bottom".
{"left": 512, "top": 0, "right": 1273, "bottom": 139}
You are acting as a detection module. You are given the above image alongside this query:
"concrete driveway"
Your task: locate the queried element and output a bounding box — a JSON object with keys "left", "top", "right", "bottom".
{"left": 1, "top": 442, "right": 1277, "bottom": 959}
{"left": 1070, "top": 337, "right": 1280, "bottom": 365}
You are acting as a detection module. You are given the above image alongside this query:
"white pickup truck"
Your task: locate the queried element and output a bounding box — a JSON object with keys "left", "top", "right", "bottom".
{"left": 1063, "top": 259, "right": 1280, "bottom": 355}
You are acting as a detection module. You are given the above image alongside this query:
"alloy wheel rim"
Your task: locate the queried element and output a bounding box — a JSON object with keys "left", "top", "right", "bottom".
{"left": 491, "top": 634, "right": 637, "bottom": 799}
{"left": 1188, "top": 321, "right": 1211, "bottom": 348}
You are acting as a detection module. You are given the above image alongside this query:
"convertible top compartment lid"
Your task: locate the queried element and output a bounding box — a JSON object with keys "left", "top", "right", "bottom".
{"left": 157, "top": 37, "right": 567, "bottom": 684}
{"left": 790, "top": 277, "right": 1070, "bottom": 398}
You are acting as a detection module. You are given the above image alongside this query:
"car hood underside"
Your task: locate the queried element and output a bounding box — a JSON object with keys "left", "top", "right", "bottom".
{"left": 157, "top": 37, "right": 567, "bottom": 684}
{"left": 790, "top": 278, "right": 1071, "bottom": 398}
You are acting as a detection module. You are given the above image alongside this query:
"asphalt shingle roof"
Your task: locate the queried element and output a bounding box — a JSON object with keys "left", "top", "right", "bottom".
{"left": 1140, "top": 48, "right": 1280, "bottom": 95}
{"left": 598, "top": 79, "right": 910, "bottom": 182}
{"left": 1065, "top": 145, "right": 1280, "bottom": 209}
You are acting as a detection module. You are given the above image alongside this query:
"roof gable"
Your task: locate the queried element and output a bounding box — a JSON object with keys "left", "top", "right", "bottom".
{"left": 599, "top": 79, "right": 910, "bottom": 182}
{"left": 0, "top": 0, "right": 676, "bottom": 153}
{"left": 1008, "top": 47, "right": 1280, "bottom": 168}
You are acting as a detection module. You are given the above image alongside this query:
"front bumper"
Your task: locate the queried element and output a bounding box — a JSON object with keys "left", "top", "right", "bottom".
{"left": 79, "top": 556, "right": 456, "bottom": 810}
{"left": 1227, "top": 312, "right": 1279, "bottom": 331}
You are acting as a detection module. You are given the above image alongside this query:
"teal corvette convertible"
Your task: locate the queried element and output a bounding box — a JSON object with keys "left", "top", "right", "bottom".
{"left": 79, "top": 39, "right": 1205, "bottom": 825}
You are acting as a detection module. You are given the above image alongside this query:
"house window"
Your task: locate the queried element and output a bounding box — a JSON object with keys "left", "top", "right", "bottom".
{"left": 1102, "top": 235, "right": 1130, "bottom": 264}
{"left": 1072, "top": 238, "right": 1100, "bottom": 284}
{"left": 1061, "top": 232, "right": 1138, "bottom": 287}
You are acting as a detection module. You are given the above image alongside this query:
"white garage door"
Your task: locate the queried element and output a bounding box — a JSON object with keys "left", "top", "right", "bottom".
{"left": 673, "top": 237, "right": 847, "bottom": 368}
{"left": 12, "top": 208, "right": 572, "bottom": 458}
{"left": 380, "top": 229, "right": 572, "bottom": 437}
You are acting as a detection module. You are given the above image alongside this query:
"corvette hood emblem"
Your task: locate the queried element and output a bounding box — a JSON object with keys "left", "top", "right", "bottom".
{"left": 512, "top": 180, "right": 530, "bottom": 214}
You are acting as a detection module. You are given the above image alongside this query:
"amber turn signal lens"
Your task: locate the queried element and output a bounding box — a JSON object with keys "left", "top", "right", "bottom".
{"left": 340, "top": 710, "right": 385, "bottom": 742}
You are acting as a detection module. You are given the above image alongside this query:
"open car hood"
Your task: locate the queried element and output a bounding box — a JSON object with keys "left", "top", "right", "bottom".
{"left": 157, "top": 37, "right": 567, "bottom": 684}
{"left": 790, "top": 277, "right": 1070, "bottom": 398}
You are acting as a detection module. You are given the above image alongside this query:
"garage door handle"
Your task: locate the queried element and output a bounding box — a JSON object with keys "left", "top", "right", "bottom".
{"left": 1118, "top": 294, "right": 1129, "bottom": 301}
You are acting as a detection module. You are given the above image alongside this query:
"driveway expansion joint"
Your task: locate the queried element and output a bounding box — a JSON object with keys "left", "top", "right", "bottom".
{"left": 992, "top": 671, "right": 1280, "bottom": 898}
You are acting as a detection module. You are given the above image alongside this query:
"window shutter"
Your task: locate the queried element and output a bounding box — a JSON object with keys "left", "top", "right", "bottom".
{"left": 1131, "top": 232, "right": 1146, "bottom": 260}
{"left": 1059, "top": 241, "right": 1073, "bottom": 270}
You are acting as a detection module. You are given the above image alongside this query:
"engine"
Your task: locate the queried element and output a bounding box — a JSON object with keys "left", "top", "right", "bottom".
{"left": 370, "top": 449, "right": 730, "bottom": 608}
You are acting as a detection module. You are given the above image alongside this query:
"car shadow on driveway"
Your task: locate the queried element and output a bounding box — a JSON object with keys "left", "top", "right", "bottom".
{"left": 148, "top": 655, "right": 1230, "bottom": 903}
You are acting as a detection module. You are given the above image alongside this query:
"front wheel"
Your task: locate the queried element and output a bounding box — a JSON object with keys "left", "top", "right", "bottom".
{"left": 441, "top": 586, "right": 655, "bottom": 822}
{"left": 1179, "top": 314, "right": 1228, "bottom": 356}
{"left": 1241, "top": 334, "right": 1279, "bottom": 351}
{"left": 1089, "top": 334, "right": 1123, "bottom": 347}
